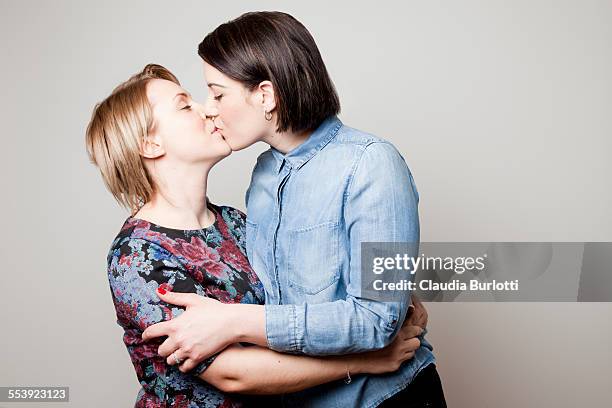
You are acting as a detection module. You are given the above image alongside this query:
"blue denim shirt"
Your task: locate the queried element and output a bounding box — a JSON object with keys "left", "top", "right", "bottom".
{"left": 245, "top": 116, "right": 435, "bottom": 407}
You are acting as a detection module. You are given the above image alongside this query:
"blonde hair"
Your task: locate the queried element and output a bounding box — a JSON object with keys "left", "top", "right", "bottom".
{"left": 85, "top": 64, "right": 179, "bottom": 214}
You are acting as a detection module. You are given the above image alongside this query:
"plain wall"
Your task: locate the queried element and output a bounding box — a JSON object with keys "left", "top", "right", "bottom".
{"left": 1, "top": 0, "right": 610, "bottom": 407}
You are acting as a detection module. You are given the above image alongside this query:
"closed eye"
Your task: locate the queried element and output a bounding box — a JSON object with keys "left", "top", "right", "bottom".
{"left": 181, "top": 104, "right": 192, "bottom": 110}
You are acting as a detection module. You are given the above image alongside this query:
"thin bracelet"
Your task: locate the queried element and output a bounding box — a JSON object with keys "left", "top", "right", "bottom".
{"left": 344, "top": 367, "right": 352, "bottom": 384}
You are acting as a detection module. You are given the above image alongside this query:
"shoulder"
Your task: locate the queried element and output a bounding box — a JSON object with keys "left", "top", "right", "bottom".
{"left": 331, "top": 126, "right": 417, "bottom": 194}
{"left": 106, "top": 218, "right": 179, "bottom": 271}
{"left": 321, "top": 124, "right": 407, "bottom": 174}
{"left": 213, "top": 203, "right": 246, "bottom": 225}
{"left": 107, "top": 219, "right": 138, "bottom": 266}
{"left": 327, "top": 124, "right": 404, "bottom": 159}
{"left": 333, "top": 124, "right": 388, "bottom": 147}
{"left": 334, "top": 124, "right": 386, "bottom": 146}
{"left": 108, "top": 218, "right": 167, "bottom": 251}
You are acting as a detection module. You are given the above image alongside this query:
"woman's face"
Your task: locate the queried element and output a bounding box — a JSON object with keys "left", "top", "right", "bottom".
{"left": 203, "top": 62, "right": 272, "bottom": 151}
{"left": 146, "top": 78, "right": 231, "bottom": 165}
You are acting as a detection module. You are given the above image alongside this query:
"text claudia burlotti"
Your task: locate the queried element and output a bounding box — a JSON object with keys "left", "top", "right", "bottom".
{"left": 371, "top": 253, "right": 519, "bottom": 292}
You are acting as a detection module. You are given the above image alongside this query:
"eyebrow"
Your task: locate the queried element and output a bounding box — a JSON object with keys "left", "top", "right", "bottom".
{"left": 173, "top": 92, "right": 191, "bottom": 101}
{"left": 207, "top": 83, "right": 226, "bottom": 89}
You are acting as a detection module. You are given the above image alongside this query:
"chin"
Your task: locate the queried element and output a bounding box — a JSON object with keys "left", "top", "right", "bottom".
{"left": 221, "top": 145, "right": 232, "bottom": 157}
{"left": 229, "top": 144, "right": 247, "bottom": 152}
{"left": 212, "top": 141, "right": 231, "bottom": 157}
{"left": 209, "top": 149, "right": 232, "bottom": 166}
{"left": 227, "top": 137, "right": 256, "bottom": 152}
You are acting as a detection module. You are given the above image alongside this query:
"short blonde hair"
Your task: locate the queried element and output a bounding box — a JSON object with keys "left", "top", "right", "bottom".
{"left": 85, "top": 64, "right": 179, "bottom": 214}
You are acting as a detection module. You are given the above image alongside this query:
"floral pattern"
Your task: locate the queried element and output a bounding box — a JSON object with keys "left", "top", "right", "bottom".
{"left": 106, "top": 203, "right": 271, "bottom": 407}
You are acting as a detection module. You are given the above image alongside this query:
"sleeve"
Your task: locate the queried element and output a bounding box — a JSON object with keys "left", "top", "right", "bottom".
{"left": 107, "top": 238, "right": 220, "bottom": 380}
{"left": 264, "top": 142, "right": 420, "bottom": 355}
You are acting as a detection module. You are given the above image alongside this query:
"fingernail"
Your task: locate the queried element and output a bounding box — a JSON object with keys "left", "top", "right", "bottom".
{"left": 157, "top": 287, "right": 167, "bottom": 295}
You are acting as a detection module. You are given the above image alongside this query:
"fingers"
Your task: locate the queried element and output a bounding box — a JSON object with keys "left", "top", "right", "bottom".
{"left": 398, "top": 337, "right": 420, "bottom": 364}
{"left": 142, "top": 320, "right": 173, "bottom": 341}
{"left": 405, "top": 308, "right": 426, "bottom": 328}
{"left": 166, "top": 351, "right": 202, "bottom": 373}
{"left": 166, "top": 351, "right": 197, "bottom": 373}
{"left": 400, "top": 324, "right": 423, "bottom": 339}
{"left": 166, "top": 349, "right": 185, "bottom": 366}
{"left": 397, "top": 337, "right": 420, "bottom": 363}
{"left": 404, "top": 296, "right": 426, "bottom": 326}
{"left": 414, "top": 311, "right": 425, "bottom": 326}
{"left": 405, "top": 304, "right": 416, "bottom": 322}
{"left": 158, "top": 337, "right": 179, "bottom": 358}
{"left": 404, "top": 337, "right": 421, "bottom": 352}
{"left": 156, "top": 289, "right": 201, "bottom": 307}
{"left": 409, "top": 295, "right": 428, "bottom": 328}
{"left": 178, "top": 358, "right": 198, "bottom": 373}
{"left": 165, "top": 347, "right": 197, "bottom": 373}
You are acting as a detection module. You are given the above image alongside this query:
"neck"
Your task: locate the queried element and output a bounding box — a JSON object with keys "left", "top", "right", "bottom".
{"left": 137, "top": 161, "right": 214, "bottom": 230}
{"left": 264, "top": 128, "right": 312, "bottom": 154}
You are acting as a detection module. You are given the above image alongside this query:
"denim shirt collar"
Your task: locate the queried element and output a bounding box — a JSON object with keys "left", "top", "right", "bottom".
{"left": 271, "top": 116, "right": 343, "bottom": 173}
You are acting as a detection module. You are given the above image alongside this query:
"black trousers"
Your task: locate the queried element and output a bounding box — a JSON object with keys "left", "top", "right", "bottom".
{"left": 377, "top": 364, "right": 447, "bottom": 408}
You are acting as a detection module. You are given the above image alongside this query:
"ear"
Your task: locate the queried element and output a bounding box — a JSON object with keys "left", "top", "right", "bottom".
{"left": 257, "top": 80, "right": 277, "bottom": 113}
{"left": 140, "top": 132, "right": 165, "bottom": 159}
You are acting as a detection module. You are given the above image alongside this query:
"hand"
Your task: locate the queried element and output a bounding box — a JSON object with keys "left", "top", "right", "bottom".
{"left": 141, "top": 289, "right": 236, "bottom": 373}
{"left": 352, "top": 324, "right": 422, "bottom": 375}
{"left": 405, "top": 294, "right": 428, "bottom": 329}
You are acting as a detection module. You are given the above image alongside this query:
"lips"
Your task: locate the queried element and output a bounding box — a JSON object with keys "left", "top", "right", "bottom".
{"left": 213, "top": 127, "right": 226, "bottom": 140}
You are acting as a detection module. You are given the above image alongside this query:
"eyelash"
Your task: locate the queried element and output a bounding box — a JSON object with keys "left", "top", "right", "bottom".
{"left": 181, "top": 104, "right": 192, "bottom": 110}
{"left": 214, "top": 95, "right": 223, "bottom": 101}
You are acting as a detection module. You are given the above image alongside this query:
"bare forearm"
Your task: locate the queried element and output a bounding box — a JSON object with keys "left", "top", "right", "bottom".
{"left": 226, "top": 303, "right": 268, "bottom": 347}
{"left": 200, "top": 344, "right": 359, "bottom": 395}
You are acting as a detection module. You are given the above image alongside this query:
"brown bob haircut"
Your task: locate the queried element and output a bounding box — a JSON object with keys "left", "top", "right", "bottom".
{"left": 198, "top": 11, "right": 340, "bottom": 133}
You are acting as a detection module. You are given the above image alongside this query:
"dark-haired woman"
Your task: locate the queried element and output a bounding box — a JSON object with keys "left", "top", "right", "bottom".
{"left": 145, "top": 11, "right": 446, "bottom": 408}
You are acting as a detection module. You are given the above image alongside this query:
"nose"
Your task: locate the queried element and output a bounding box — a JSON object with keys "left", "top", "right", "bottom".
{"left": 191, "top": 101, "right": 207, "bottom": 120}
{"left": 203, "top": 97, "right": 219, "bottom": 119}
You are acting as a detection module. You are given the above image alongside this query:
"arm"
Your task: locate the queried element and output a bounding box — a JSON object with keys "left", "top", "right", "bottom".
{"left": 148, "top": 283, "right": 427, "bottom": 374}
{"left": 201, "top": 324, "right": 423, "bottom": 394}
{"left": 143, "top": 142, "right": 421, "bottom": 364}
{"left": 108, "top": 238, "right": 223, "bottom": 381}
{"left": 111, "top": 237, "right": 419, "bottom": 394}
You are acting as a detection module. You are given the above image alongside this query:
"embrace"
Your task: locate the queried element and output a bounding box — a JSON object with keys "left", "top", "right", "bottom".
{"left": 86, "top": 11, "right": 446, "bottom": 408}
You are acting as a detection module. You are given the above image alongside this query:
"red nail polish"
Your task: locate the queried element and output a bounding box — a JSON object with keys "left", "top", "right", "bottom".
{"left": 157, "top": 287, "right": 167, "bottom": 295}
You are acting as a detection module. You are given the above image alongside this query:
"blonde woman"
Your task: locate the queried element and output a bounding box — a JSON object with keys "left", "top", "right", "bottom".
{"left": 86, "top": 64, "right": 424, "bottom": 408}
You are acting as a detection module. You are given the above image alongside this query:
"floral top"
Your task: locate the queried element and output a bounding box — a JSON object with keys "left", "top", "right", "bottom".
{"left": 106, "top": 203, "right": 274, "bottom": 407}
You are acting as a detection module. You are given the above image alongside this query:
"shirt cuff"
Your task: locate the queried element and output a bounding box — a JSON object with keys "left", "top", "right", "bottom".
{"left": 265, "top": 303, "right": 304, "bottom": 353}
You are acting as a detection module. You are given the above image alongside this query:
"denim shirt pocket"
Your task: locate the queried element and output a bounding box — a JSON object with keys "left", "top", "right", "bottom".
{"left": 287, "top": 221, "right": 341, "bottom": 295}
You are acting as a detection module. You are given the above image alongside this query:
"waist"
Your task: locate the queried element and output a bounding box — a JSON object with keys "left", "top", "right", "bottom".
{"left": 281, "top": 344, "right": 436, "bottom": 408}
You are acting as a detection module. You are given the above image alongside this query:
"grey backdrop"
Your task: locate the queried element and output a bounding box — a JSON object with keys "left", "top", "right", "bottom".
{"left": 1, "top": 0, "right": 611, "bottom": 407}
